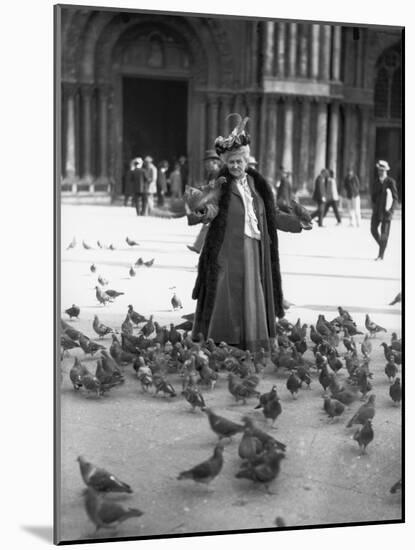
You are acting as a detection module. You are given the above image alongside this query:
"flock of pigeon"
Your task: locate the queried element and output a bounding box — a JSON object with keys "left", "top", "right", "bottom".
{"left": 61, "top": 235, "right": 402, "bottom": 537}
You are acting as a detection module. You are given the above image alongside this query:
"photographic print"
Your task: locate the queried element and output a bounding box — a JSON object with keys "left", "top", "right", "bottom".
{"left": 55, "top": 3, "right": 403, "bottom": 544}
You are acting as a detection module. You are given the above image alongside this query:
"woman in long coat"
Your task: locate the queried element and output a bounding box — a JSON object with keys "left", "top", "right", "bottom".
{"left": 191, "top": 116, "right": 306, "bottom": 352}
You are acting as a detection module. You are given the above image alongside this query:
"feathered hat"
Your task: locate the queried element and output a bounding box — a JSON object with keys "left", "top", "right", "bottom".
{"left": 214, "top": 113, "right": 251, "bottom": 156}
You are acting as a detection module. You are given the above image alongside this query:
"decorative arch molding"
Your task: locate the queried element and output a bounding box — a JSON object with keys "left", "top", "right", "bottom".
{"left": 365, "top": 31, "right": 402, "bottom": 91}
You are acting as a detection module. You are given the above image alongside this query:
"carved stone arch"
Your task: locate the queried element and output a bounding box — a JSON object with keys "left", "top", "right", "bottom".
{"left": 365, "top": 31, "right": 402, "bottom": 92}
{"left": 203, "top": 18, "right": 235, "bottom": 88}
{"left": 62, "top": 9, "right": 97, "bottom": 81}
{"left": 93, "top": 14, "right": 211, "bottom": 86}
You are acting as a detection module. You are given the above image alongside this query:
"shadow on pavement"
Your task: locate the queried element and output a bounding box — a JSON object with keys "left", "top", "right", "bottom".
{"left": 21, "top": 525, "right": 53, "bottom": 543}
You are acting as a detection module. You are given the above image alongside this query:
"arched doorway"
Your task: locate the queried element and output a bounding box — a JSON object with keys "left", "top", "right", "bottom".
{"left": 374, "top": 41, "right": 402, "bottom": 198}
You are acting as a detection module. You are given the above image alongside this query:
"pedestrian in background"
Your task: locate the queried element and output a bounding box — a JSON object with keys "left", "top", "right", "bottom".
{"left": 157, "top": 160, "right": 169, "bottom": 207}
{"left": 276, "top": 167, "right": 293, "bottom": 209}
{"left": 323, "top": 168, "right": 342, "bottom": 225}
{"left": 143, "top": 156, "right": 157, "bottom": 215}
{"left": 178, "top": 155, "right": 188, "bottom": 195}
{"left": 124, "top": 158, "right": 137, "bottom": 206}
{"left": 169, "top": 162, "right": 183, "bottom": 199}
{"left": 131, "top": 157, "right": 145, "bottom": 216}
{"left": 310, "top": 169, "right": 327, "bottom": 227}
{"left": 343, "top": 168, "right": 361, "bottom": 227}
{"left": 371, "top": 160, "right": 399, "bottom": 261}
{"left": 187, "top": 149, "right": 222, "bottom": 254}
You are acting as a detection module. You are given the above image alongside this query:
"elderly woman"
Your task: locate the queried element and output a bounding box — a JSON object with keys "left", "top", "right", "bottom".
{"left": 191, "top": 115, "right": 307, "bottom": 352}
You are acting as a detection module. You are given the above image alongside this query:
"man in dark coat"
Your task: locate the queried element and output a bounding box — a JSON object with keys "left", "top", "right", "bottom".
{"left": 310, "top": 169, "right": 327, "bottom": 227}
{"left": 371, "top": 160, "right": 399, "bottom": 260}
{"left": 131, "top": 157, "right": 145, "bottom": 216}
{"left": 276, "top": 167, "right": 293, "bottom": 209}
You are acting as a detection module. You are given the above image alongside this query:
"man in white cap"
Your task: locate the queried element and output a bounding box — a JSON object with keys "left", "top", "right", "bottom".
{"left": 371, "top": 160, "right": 399, "bottom": 260}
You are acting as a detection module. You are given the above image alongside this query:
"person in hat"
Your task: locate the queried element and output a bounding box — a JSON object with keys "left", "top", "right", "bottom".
{"left": 131, "top": 157, "right": 145, "bottom": 216}
{"left": 191, "top": 114, "right": 308, "bottom": 352}
{"left": 142, "top": 156, "right": 157, "bottom": 215}
{"left": 124, "top": 157, "right": 139, "bottom": 207}
{"left": 371, "top": 160, "right": 399, "bottom": 260}
{"left": 187, "top": 150, "right": 223, "bottom": 253}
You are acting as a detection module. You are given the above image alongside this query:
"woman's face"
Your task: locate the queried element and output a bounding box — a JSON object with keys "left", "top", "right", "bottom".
{"left": 225, "top": 152, "right": 248, "bottom": 179}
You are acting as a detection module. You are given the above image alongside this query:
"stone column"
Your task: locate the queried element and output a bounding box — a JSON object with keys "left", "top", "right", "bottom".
{"left": 288, "top": 23, "right": 297, "bottom": 78}
{"left": 63, "top": 82, "right": 78, "bottom": 191}
{"left": 276, "top": 22, "right": 286, "bottom": 76}
{"left": 80, "top": 84, "right": 94, "bottom": 189}
{"left": 250, "top": 21, "right": 259, "bottom": 85}
{"left": 282, "top": 97, "right": 294, "bottom": 172}
{"left": 310, "top": 24, "right": 320, "bottom": 79}
{"left": 264, "top": 21, "right": 275, "bottom": 76}
{"left": 98, "top": 84, "right": 110, "bottom": 182}
{"left": 320, "top": 25, "right": 331, "bottom": 81}
{"left": 328, "top": 102, "right": 340, "bottom": 176}
{"left": 331, "top": 25, "right": 342, "bottom": 81}
{"left": 299, "top": 98, "right": 311, "bottom": 193}
{"left": 314, "top": 101, "right": 328, "bottom": 176}
{"left": 207, "top": 94, "right": 219, "bottom": 150}
{"left": 359, "top": 106, "right": 370, "bottom": 191}
{"left": 299, "top": 24, "right": 309, "bottom": 77}
{"left": 265, "top": 96, "right": 278, "bottom": 183}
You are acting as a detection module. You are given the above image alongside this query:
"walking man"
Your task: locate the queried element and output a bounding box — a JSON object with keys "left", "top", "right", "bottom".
{"left": 323, "top": 169, "right": 342, "bottom": 225}
{"left": 311, "top": 169, "right": 327, "bottom": 227}
{"left": 343, "top": 168, "right": 361, "bottom": 227}
{"left": 371, "top": 160, "right": 399, "bottom": 261}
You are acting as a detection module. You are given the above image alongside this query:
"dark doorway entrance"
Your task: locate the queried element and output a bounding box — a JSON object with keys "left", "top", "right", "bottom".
{"left": 122, "top": 77, "right": 188, "bottom": 183}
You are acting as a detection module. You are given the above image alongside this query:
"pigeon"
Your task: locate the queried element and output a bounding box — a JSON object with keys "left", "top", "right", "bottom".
{"left": 83, "top": 488, "right": 142, "bottom": 533}
{"left": 128, "top": 305, "right": 147, "bottom": 325}
{"left": 365, "top": 314, "right": 386, "bottom": 337}
{"left": 135, "top": 257, "right": 144, "bottom": 267}
{"left": 310, "top": 325, "right": 324, "bottom": 346}
{"left": 338, "top": 306, "right": 354, "bottom": 323}
{"left": 144, "top": 258, "right": 155, "bottom": 267}
{"left": 381, "top": 342, "right": 402, "bottom": 365}
{"left": 385, "top": 359, "right": 398, "bottom": 383}
{"left": 61, "top": 333, "right": 80, "bottom": 352}
{"left": 141, "top": 315, "right": 155, "bottom": 337}
{"left": 254, "top": 386, "right": 278, "bottom": 410}
{"left": 390, "top": 333, "right": 402, "bottom": 352}
{"left": 286, "top": 372, "right": 302, "bottom": 399}
{"left": 95, "top": 359, "right": 123, "bottom": 395}
{"left": 137, "top": 363, "right": 153, "bottom": 392}
{"left": 80, "top": 372, "right": 101, "bottom": 397}
{"left": 262, "top": 394, "right": 283, "bottom": 427}
{"left": 126, "top": 236, "right": 140, "bottom": 246}
{"left": 121, "top": 313, "right": 134, "bottom": 335}
{"left": 346, "top": 394, "right": 376, "bottom": 427}
{"left": 331, "top": 387, "right": 357, "bottom": 407}
{"left": 98, "top": 275, "right": 109, "bottom": 286}
{"left": 77, "top": 456, "right": 132, "bottom": 493}
{"left": 78, "top": 333, "right": 105, "bottom": 356}
{"left": 353, "top": 420, "right": 374, "bottom": 455}
{"left": 389, "top": 292, "right": 401, "bottom": 306}
{"left": 238, "top": 427, "right": 263, "bottom": 462}
{"left": 177, "top": 443, "right": 224, "bottom": 484}
{"left": 241, "top": 416, "right": 286, "bottom": 452}
{"left": 90, "top": 263, "right": 97, "bottom": 273}
{"left": 389, "top": 378, "right": 402, "bottom": 406}
{"left": 235, "top": 447, "right": 285, "bottom": 492}
{"left": 82, "top": 240, "right": 93, "bottom": 250}
{"left": 153, "top": 375, "right": 176, "bottom": 397}
{"left": 95, "top": 286, "right": 112, "bottom": 306}
{"left": 390, "top": 479, "right": 402, "bottom": 494}
{"left": 105, "top": 289, "right": 124, "bottom": 299}
{"left": 65, "top": 304, "right": 80, "bottom": 319}
{"left": 129, "top": 265, "right": 136, "bottom": 277}
{"left": 361, "top": 334, "right": 372, "bottom": 358}
{"left": 62, "top": 324, "right": 81, "bottom": 341}
{"left": 182, "top": 385, "right": 206, "bottom": 411}
{"left": 171, "top": 291, "right": 183, "bottom": 311}
{"left": 66, "top": 236, "right": 76, "bottom": 250}
{"left": 202, "top": 408, "right": 244, "bottom": 441}
{"left": 92, "top": 315, "right": 113, "bottom": 338}
{"left": 110, "top": 334, "right": 135, "bottom": 365}
{"left": 323, "top": 397, "right": 345, "bottom": 421}
{"left": 228, "top": 373, "right": 260, "bottom": 404}
{"left": 69, "top": 357, "right": 89, "bottom": 390}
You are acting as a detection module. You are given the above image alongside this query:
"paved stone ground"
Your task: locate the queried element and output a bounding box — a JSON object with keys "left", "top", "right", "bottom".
{"left": 58, "top": 205, "right": 402, "bottom": 543}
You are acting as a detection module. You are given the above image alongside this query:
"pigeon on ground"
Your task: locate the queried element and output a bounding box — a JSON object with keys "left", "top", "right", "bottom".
{"left": 323, "top": 397, "right": 345, "bottom": 421}
{"left": 80, "top": 372, "right": 101, "bottom": 397}
{"left": 121, "top": 313, "right": 134, "bottom": 335}
{"left": 389, "top": 292, "right": 401, "bottom": 306}
{"left": 241, "top": 416, "right": 286, "bottom": 452}
{"left": 153, "top": 375, "right": 176, "bottom": 397}
{"left": 390, "top": 333, "right": 402, "bottom": 352}
{"left": 127, "top": 305, "right": 147, "bottom": 325}
{"left": 137, "top": 362, "right": 153, "bottom": 392}
{"left": 77, "top": 456, "right": 132, "bottom": 493}
{"left": 141, "top": 315, "right": 155, "bottom": 337}
{"left": 95, "top": 359, "right": 123, "bottom": 395}
{"left": 110, "top": 334, "right": 135, "bottom": 365}
{"left": 61, "top": 333, "right": 81, "bottom": 352}
{"left": 98, "top": 275, "right": 109, "bottom": 286}
{"left": 310, "top": 325, "right": 324, "bottom": 346}
{"left": 385, "top": 359, "right": 398, "bottom": 383}
{"left": 66, "top": 236, "right": 76, "bottom": 250}
{"left": 144, "top": 258, "right": 155, "bottom": 267}
{"left": 182, "top": 385, "right": 206, "bottom": 411}
{"left": 90, "top": 263, "right": 97, "bottom": 273}
{"left": 95, "top": 286, "right": 112, "bottom": 306}
{"left": 262, "top": 394, "right": 282, "bottom": 428}
{"left": 126, "top": 236, "right": 140, "bottom": 246}
{"left": 63, "top": 323, "right": 81, "bottom": 341}
{"left": 286, "top": 372, "right": 302, "bottom": 399}
{"left": 78, "top": 333, "right": 105, "bottom": 356}
{"left": 83, "top": 488, "right": 142, "bottom": 533}
{"left": 177, "top": 443, "right": 224, "bottom": 484}
{"left": 129, "top": 265, "right": 136, "bottom": 277}
{"left": 171, "top": 290, "right": 183, "bottom": 310}
{"left": 255, "top": 386, "right": 278, "bottom": 410}
{"left": 238, "top": 427, "right": 263, "bottom": 462}
{"left": 389, "top": 378, "right": 402, "bottom": 406}
{"left": 203, "top": 408, "right": 244, "bottom": 441}
{"left": 135, "top": 257, "right": 144, "bottom": 267}
{"left": 92, "top": 315, "right": 113, "bottom": 338}
{"left": 105, "top": 289, "right": 124, "bottom": 299}
{"left": 235, "top": 448, "right": 285, "bottom": 492}
{"left": 353, "top": 420, "right": 374, "bottom": 455}
{"left": 361, "top": 334, "right": 373, "bottom": 358}
{"left": 228, "top": 373, "right": 260, "bottom": 404}
{"left": 338, "top": 306, "right": 354, "bottom": 323}
{"left": 346, "top": 394, "right": 376, "bottom": 427}
{"left": 69, "top": 357, "right": 89, "bottom": 390}
{"left": 365, "top": 314, "right": 387, "bottom": 337}
{"left": 82, "top": 240, "right": 93, "bottom": 250}
{"left": 65, "top": 304, "right": 80, "bottom": 319}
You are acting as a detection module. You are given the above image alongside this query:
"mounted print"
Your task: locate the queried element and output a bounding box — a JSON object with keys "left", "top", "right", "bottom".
{"left": 55, "top": 3, "right": 403, "bottom": 544}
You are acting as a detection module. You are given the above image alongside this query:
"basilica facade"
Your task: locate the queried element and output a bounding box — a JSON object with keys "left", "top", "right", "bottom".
{"left": 58, "top": 7, "right": 402, "bottom": 202}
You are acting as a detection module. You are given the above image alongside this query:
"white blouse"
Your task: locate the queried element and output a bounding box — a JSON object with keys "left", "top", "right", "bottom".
{"left": 236, "top": 176, "right": 261, "bottom": 240}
